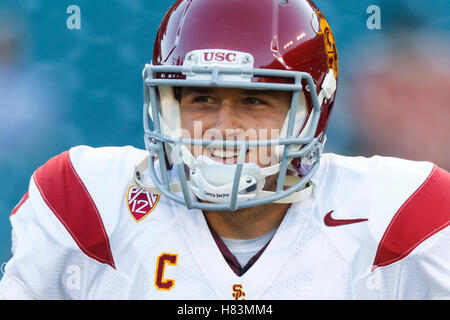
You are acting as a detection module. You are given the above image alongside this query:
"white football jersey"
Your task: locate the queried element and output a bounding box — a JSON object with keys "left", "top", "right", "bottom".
{"left": 0, "top": 145, "right": 449, "bottom": 299}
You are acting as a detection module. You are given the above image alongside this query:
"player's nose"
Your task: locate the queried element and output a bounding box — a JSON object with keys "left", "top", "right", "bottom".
{"left": 212, "top": 100, "right": 243, "bottom": 137}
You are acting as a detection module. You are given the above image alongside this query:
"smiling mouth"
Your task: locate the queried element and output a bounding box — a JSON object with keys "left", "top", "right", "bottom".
{"left": 205, "top": 147, "right": 249, "bottom": 164}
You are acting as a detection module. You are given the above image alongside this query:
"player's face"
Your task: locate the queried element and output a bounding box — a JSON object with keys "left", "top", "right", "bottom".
{"left": 179, "top": 87, "right": 291, "bottom": 168}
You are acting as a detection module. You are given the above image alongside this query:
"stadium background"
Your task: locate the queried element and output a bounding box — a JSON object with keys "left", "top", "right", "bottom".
{"left": 0, "top": 0, "right": 449, "bottom": 268}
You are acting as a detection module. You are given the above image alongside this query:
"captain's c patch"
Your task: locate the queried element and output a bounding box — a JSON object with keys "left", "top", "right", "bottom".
{"left": 127, "top": 186, "right": 160, "bottom": 222}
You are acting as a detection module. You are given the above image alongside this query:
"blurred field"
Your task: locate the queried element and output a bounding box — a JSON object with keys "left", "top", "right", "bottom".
{"left": 0, "top": 0, "right": 449, "bottom": 266}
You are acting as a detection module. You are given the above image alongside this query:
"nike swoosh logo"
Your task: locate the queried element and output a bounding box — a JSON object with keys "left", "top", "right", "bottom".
{"left": 324, "top": 210, "right": 368, "bottom": 227}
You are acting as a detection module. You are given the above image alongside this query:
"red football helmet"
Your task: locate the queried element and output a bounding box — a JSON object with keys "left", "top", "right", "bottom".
{"left": 138, "top": 0, "right": 339, "bottom": 211}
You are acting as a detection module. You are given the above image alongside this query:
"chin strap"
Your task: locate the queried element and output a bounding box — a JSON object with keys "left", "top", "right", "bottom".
{"left": 131, "top": 155, "right": 317, "bottom": 204}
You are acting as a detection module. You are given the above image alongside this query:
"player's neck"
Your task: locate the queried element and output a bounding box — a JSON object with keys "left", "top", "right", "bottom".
{"left": 203, "top": 202, "right": 291, "bottom": 239}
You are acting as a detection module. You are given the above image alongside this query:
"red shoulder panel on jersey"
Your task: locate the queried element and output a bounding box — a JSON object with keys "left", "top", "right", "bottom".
{"left": 10, "top": 191, "right": 29, "bottom": 216}
{"left": 33, "top": 151, "right": 116, "bottom": 269}
{"left": 373, "top": 165, "right": 450, "bottom": 269}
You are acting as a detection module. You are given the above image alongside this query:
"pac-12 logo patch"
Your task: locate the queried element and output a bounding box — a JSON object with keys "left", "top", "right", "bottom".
{"left": 126, "top": 186, "right": 160, "bottom": 222}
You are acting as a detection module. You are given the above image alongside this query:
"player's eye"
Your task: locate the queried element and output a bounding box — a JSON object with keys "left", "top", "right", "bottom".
{"left": 243, "top": 97, "right": 264, "bottom": 105}
{"left": 193, "top": 96, "right": 214, "bottom": 104}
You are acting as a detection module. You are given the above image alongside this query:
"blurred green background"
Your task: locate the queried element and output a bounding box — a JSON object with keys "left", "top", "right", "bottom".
{"left": 1, "top": 0, "right": 449, "bottom": 267}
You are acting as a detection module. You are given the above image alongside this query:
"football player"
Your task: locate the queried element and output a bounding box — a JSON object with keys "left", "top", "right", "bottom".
{"left": 0, "top": 0, "right": 449, "bottom": 299}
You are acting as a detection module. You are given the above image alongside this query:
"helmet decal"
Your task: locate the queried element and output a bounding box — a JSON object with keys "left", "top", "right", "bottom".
{"left": 317, "top": 11, "right": 339, "bottom": 78}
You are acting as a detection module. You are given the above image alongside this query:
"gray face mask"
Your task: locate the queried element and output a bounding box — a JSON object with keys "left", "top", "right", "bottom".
{"left": 138, "top": 50, "right": 335, "bottom": 211}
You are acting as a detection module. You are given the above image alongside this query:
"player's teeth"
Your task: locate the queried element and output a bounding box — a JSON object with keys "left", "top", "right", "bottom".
{"left": 211, "top": 148, "right": 238, "bottom": 158}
